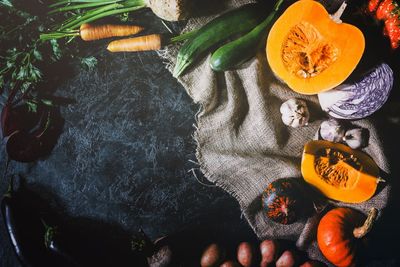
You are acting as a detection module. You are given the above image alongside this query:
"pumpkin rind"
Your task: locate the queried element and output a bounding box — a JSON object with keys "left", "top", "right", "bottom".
{"left": 266, "top": 0, "right": 365, "bottom": 95}
{"left": 262, "top": 178, "right": 313, "bottom": 225}
{"left": 301, "top": 140, "right": 380, "bottom": 203}
{"left": 317, "top": 207, "right": 367, "bottom": 267}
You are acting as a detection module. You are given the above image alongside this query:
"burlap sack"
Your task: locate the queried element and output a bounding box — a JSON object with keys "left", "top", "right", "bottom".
{"left": 161, "top": 0, "right": 391, "bottom": 263}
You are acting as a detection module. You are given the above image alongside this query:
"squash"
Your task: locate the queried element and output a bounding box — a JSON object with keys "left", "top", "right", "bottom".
{"left": 317, "top": 207, "right": 378, "bottom": 267}
{"left": 262, "top": 178, "right": 314, "bottom": 224}
{"left": 301, "top": 140, "right": 383, "bottom": 203}
{"left": 266, "top": 0, "right": 365, "bottom": 95}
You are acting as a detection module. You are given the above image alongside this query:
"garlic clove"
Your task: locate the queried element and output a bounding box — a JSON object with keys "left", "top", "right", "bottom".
{"left": 319, "top": 119, "right": 345, "bottom": 142}
{"left": 280, "top": 98, "right": 310, "bottom": 128}
{"left": 343, "top": 128, "right": 369, "bottom": 149}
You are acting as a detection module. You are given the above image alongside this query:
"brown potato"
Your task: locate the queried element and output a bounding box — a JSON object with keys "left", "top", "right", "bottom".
{"left": 237, "top": 242, "right": 253, "bottom": 267}
{"left": 300, "top": 260, "right": 328, "bottom": 267}
{"left": 220, "top": 260, "right": 242, "bottom": 267}
{"left": 201, "top": 243, "right": 224, "bottom": 267}
{"left": 276, "top": 250, "right": 296, "bottom": 267}
{"left": 260, "top": 240, "right": 277, "bottom": 267}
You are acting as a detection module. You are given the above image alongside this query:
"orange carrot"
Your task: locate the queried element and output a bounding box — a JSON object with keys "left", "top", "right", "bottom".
{"left": 107, "top": 34, "right": 163, "bottom": 52}
{"left": 79, "top": 23, "right": 144, "bottom": 41}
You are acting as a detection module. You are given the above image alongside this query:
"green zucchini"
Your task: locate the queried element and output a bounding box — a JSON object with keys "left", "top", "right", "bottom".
{"left": 210, "top": 0, "right": 284, "bottom": 72}
{"left": 173, "top": 4, "right": 265, "bottom": 78}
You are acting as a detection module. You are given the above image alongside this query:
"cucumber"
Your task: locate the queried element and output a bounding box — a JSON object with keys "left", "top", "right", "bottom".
{"left": 173, "top": 4, "right": 265, "bottom": 78}
{"left": 210, "top": 0, "right": 284, "bottom": 72}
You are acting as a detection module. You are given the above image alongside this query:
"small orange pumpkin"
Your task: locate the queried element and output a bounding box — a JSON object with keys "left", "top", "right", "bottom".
{"left": 266, "top": 0, "right": 365, "bottom": 95}
{"left": 317, "top": 207, "right": 377, "bottom": 267}
{"left": 301, "top": 140, "right": 383, "bottom": 203}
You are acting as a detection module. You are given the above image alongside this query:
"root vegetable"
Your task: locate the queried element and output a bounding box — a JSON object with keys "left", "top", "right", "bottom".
{"left": 107, "top": 34, "right": 162, "bottom": 52}
{"left": 276, "top": 250, "right": 296, "bottom": 267}
{"left": 201, "top": 243, "right": 224, "bottom": 267}
{"left": 300, "top": 260, "right": 327, "bottom": 267}
{"left": 237, "top": 242, "right": 253, "bottom": 267}
{"left": 42, "top": 0, "right": 191, "bottom": 41}
{"left": 259, "top": 240, "right": 277, "bottom": 267}
{"left": 79, "top": 23, "right": 144, "bottom": 41}
{"left": 220, "top": 260, "right": 241, "bottom": 267}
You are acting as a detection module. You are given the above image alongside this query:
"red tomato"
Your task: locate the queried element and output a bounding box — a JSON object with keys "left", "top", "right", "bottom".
{"left": 369, "top": 0, "right": 382, "bottom": 12}
{"left": 376, "top": 0, "right": 397, "bottom": 20}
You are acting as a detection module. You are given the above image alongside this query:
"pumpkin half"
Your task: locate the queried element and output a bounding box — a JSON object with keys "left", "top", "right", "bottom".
{"left": 301, "top": 140, "right": 382, "bottom": 203}
{"left": 266, "top": 0, "right": 365, "bottom": 95}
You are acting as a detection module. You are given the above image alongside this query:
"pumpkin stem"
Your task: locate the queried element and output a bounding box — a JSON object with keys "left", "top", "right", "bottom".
{"left": 330, "top": 1, "right": 347, "bottom": 24}
{"left": 353, "top": 207, "right": 378, "bottom": 239}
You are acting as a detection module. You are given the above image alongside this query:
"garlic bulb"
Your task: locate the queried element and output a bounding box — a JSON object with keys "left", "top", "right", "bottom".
{"left": 319, "top": 119, "right": 345, "bottom": 142}
{"left": 280, "top": 98, "right": 310, "bottom": 128}
{"left": 343, "top": 128, "right": 368, "bottom": 149}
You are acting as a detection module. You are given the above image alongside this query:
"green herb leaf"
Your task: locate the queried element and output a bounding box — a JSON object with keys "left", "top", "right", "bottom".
{"left": 50, "top": 39, "right": 62, "bottom": 60}
{"left": 26, "top": 101, "right": 38, "bottom": 113}
{"left": 0, "top": 0, "right": 13, "bottom": 7}
{"left": 41, "top": 99, "right": 54, "bottom": 106}
{"left": 80, "top": 56, "right": 97, "bottom": 71}
{"left": 33, "top": 49, "right": 43, "bottom": 61}
{"left": 21, "top": 82, "right": 32, "bottom": 93}
{"left": 16, "top": 67, "right": 27, "bottom": 80}
{"left": 29, "top": 65, "right": 42, "bottom": 82}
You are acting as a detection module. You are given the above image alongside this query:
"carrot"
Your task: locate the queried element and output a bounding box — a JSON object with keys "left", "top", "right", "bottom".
{"left": 107, "top": 34, "right": 163, "bottom": 52}
{"left": 79, "top": 23, "right": 144, "bottom": 41}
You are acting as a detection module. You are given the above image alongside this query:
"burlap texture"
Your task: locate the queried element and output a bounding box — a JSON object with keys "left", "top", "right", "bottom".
{"left": 161, "top": 0, "right": 391, "bottom": 263}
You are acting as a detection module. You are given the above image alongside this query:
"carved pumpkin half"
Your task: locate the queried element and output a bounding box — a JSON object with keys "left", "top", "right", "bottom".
{"left": 266, "top": 0, "right": 365, "bottom": 95}
{"left": 301, "top": 140, "right": 382, "bottom": 203}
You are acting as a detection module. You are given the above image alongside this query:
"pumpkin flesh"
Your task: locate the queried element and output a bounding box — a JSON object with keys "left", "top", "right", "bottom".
{"left": 301, "top": 140, "right": 380, "bottom": 203}
{"left": 266, "top": 0, "right": 365, "bottom": 95}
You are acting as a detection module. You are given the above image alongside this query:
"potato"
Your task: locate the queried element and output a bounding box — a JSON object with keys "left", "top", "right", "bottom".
{"left": 237, "top": 242, "right": 253, "bottom": 267}
{"left": 201, "top": 243, "right": 224, "bottom": 267}
{"left": 259, "top": 240, "right": 277, "bottom": 267}
{"left": 300, "top": 260, "right": 328, "bottom": 267}
{"left": 276, "top": 250, "right": 296, "bottom": 267}
{"left": 220, "top": 260, "right": 242, "bottom": 267}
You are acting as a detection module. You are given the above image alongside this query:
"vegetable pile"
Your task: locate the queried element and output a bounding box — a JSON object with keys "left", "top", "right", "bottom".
{"left": 1, "top": 0, "right": 398, "bottom": 266}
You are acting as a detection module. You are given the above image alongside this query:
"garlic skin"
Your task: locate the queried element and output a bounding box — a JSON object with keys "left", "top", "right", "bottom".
{"left": 343, "top": 128, "right": 368, "bottom": 149}
{"left": 319, "top": 119, "right": 345, "bottom": 142}
{"left": 280, "top": 98, "right": 310, "bottom": 128}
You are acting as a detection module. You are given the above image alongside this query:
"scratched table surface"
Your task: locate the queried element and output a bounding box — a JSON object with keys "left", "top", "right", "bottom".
{"left": 1, "top": 3, "right": 400, "bottom": 267}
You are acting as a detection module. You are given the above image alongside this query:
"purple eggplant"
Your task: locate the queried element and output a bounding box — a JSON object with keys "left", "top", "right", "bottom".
{"left": 1, "top": 177, "right": 55, "bottom": 267}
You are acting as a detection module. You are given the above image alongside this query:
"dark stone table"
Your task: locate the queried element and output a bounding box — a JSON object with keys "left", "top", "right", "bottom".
{"left": 1, "top": 5, "right": 400, "bottom": 267}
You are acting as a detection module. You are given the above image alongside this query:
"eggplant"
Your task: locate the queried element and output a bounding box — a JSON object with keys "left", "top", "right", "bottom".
{"left": 44, "top": 225, "right": 81, "bottom": 267}
{"left": 43, "top": 222, "right": 149, "bottom": 267}
{"left": 1, "top": 177, "right": 55, "bottom": 267}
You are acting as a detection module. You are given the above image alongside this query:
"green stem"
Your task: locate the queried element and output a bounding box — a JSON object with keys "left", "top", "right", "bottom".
{"left": 49, "top": 0, "right": 120, "bottom": 8}
{"left": 40, "top": 31, "right": 80, "bottom": 41}
{"left": 49, "top": 1, "right": 121, "bottom": 14}
{"left": 59, "top": 3, "right": 123, "bottom": 30}
{"left": 170, "top": 29, "right": 199, "bottom": 44}
{"left": 64, "top": 4, "right": 145, "bottom": 30}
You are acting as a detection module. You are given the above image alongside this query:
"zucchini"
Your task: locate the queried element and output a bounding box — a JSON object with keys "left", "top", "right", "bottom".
{"left": 209, "top": 0, "right": 284, "bottom": 72}
{"left": 173, "top": 4, "right": 265, "bottom": 78}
